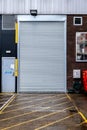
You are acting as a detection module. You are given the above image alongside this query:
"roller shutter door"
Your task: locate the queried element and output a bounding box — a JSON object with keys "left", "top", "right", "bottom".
{"left": 19, "top": 21, "right": 66, "bottom": 92}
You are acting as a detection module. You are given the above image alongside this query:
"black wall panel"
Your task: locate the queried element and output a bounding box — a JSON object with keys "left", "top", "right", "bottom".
{"left": 0, "top": 15, "right": 16, "bottom": 92}
{"left": 1, "top": 30, "right": 15, "bottom": 57}
{"left": 0, "top": 15, "right": 2, "bottom": 92}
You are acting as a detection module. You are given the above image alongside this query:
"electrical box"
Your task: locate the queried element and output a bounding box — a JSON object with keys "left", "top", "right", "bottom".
{"left": 73, "top": 69, "right": 81, "bottom": 78}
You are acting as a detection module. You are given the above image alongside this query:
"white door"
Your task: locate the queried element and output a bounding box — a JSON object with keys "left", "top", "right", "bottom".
{"left": 19, "top": 21, "right": 66, "bottom": 92}
{"left": 2, "top": 57, "right": 15, "bottom": 92}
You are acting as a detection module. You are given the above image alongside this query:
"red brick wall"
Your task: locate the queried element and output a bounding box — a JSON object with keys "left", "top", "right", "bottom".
{"left": 67, "top": 15, "right": 87, "bottom": 91}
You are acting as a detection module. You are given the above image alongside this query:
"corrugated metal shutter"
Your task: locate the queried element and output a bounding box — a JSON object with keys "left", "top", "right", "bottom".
{"left": 19, "top": 21, "right": 66, "bottom": 92}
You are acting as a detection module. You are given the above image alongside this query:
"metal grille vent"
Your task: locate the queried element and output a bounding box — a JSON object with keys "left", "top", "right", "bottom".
{"left": 2, "top": 15, "right": 15, "bottom": 30}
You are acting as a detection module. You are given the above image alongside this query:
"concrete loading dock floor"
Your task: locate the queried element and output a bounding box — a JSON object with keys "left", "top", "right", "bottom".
{"left": 0, "top": 93, "right": 87, "bottom": 130}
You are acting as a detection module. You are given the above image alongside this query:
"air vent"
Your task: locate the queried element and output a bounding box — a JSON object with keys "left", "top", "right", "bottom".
{"left": 73, "top": 17, "right": 82, "bottom": 26}
{"left": 2, "top": 15, "right": 15, "bottom": 30}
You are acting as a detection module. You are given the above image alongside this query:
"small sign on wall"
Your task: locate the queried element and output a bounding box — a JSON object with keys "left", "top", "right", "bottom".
{"left": 73, "top": 69, "right": 81, "bottom": 78}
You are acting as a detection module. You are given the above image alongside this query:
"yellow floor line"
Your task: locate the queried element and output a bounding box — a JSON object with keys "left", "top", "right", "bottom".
{"left": 7, "top": 95, "right": 59, "bottom": 107}
{"left": 79, "top": 112, "right": 87, "bottom": 121}
{"left": 12, "top": 95, "right": 58, "bottom": 102}
{"left": 1, "top": 106, "right": 74, "bottom": 130}
{"left": 1, "top": 96, "right": 67, "bottom": 114}
{"left": 0, "top": 96, "right": 13, "bottom": 101}
{"left": 35, "top": 113, "right": 78, "bottom": 130}
{"left": 0, "top": 97, "right": 11, "bottom": 100}
{"left": 0, "top": 93, "right": 14, "bottom": 95}
{"left": 14, "top": 96, "right": 56, "bottom": 101}
{"left": 15, "top": 97, "right": 39, "bottom": 101}
{"left": 0, "top": 94, "right": 16, "bottom": 114}
{"left": 0, "top": 101, "right": 70, "bottom": 122}
{"left": 66, "top": 93, "right": 87, "bottom": 123}
{"left": 8, "top": 95, "right": 67, "bottom": 108}
{"left": 16, "top": 94, "right": 47, "bottom": 100}
{"left": 15, "top": 94, "right": 64, "bottom": 101}
{"left": 7, "top": 100, "right": 32, "bottom": 107}
{"left": 76, "top": 120, "right": 87, "bottom": 126}
{"left": 2, "top": 104, "right": 35, "bottom": 114}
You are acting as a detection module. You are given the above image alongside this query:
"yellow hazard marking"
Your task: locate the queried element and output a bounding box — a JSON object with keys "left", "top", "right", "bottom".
{"left": 79, "top": 112, "right": 87, "bottom": 121}
{"left": 66, "top": 93, "right": 72, "bottom": 101}
{"left": 12, "top": 94, "right": 58, "bottom": 102}
{"left": 0, "top": 94, "right": 16, "bottom": 114}
{"left": 15, "top": 22, "right": 18, "bottom": 44}
{"left": 8, "top": 100, "right": 32, "bottom": 107}
{"left": 76, "top": 120, "right": 87, "bottom": 126}
{"left": 1, "top": 106, "right": 74, "bottom": 130}
{"left": 2, "top": 104, "right": 35, "bottom": 114}
{"left": 2, "top": 96, "right": 67, "bottom": 114}
{"left": 0, "top": 101, "right": 70, "bottom": 122}
{"left": 7, "top": 94, "right": 54, "bottom": 107}
{"left": 66, "top": 94, "right": 78, "bottom": 111}
{"left": 78, "top": 112, "right": 87, "bottom": 126}
{"left": 66, "top": 94, "right": 87, "bottom": 124}
{"left": 35, "top": 113, "right": 78, "bottom": 130}
{"left": 0, "top": 92, "right": 14, "bottom": 95}
{"left": 16, "top": 94, "right": 65, "bottom": 101}
{"left": 8, "top": 95, "right": 67, "bottom": 107}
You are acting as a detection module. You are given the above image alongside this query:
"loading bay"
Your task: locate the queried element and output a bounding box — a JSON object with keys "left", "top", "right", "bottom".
{"left": 0, "top": 93, "right": 87, "bottom": 130}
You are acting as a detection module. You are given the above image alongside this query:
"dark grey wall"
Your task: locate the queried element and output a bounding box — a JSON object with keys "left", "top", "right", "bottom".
{"left": 0, "top": 15, "right": 2, "bottom": 92}
{"left": 1, "top": 31, "right": 16, "bottom": 57}
{"left": 0, "top": 15, "right": 16, "bottom": 92}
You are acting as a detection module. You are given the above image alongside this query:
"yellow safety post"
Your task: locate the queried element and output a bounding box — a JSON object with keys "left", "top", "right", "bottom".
{"left": 15, "top": 22, "right": 18, "bottom": 44}
{"left": 14, "top": 59, "right": 18, "bottom": 77}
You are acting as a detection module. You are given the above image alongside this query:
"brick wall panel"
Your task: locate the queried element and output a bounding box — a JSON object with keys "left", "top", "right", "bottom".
{"left": 67, "top": 15, "right": 87, "bottom": 91}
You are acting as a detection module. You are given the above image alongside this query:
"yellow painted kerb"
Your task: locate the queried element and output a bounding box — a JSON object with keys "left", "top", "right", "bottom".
{"left": 15, "top": 22, "right": 18, "bottom": 44}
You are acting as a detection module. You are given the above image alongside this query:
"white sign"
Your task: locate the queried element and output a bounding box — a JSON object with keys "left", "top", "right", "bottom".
{"left": 10, "top": 64, "right": 14, "bottom": 70}
{"left": 73, "top": 69, "right": 81, "bottom": 78}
